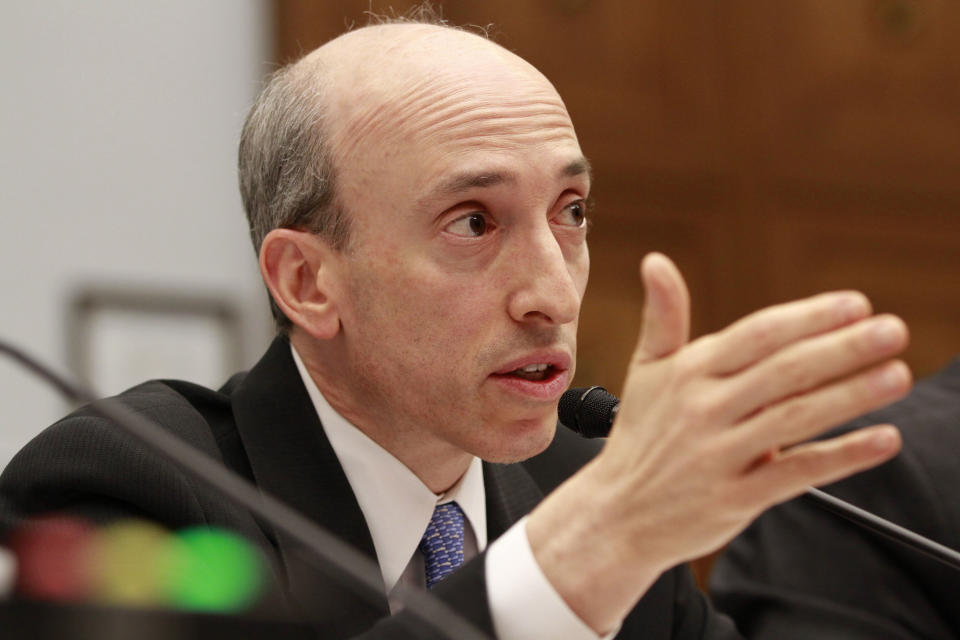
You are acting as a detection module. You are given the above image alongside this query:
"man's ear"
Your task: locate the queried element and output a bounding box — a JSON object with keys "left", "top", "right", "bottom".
{"left": 259, "top": 229, "right": 343, "bottom": 340}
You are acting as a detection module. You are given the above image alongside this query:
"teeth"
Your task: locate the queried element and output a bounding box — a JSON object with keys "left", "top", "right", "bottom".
{"left": 520, "top": 363, "right": 549, "bottom": 372}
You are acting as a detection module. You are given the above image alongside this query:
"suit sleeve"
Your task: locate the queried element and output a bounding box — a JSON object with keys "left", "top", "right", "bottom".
{"left": 669, "top": 565, "right": 742, "bottom": 640}
{"left": 710, "top": 361, "right": 960, "bottom": 639}
{"left": 709, "top": 495, "right": 950, "bottom": 639}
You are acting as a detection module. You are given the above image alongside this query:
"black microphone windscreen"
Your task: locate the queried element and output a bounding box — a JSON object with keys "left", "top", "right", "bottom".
{"left": 558, "top": 386, "right": 618, "bottom": 438}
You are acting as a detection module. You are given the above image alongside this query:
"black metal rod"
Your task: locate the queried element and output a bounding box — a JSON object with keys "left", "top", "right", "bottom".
{"left": 804, "top": 487, "right": 960, "bottom": 570}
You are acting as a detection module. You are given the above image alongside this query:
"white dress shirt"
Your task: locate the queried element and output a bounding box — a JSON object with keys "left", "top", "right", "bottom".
{"left": 291, "top": 345, "right": 611, "bottom": 639}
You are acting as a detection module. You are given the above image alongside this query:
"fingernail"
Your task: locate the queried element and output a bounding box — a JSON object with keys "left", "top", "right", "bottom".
{"left": 836, "top": 293, "right": 868, "bottom": 321}
{"left": 871, "top": 318, "right": 904, "bottom": 349}
{"left": 870, "top": 427, "right": 899, "bottom": 453}
{"left": 871, "top": 362, "right": 907, "bottom": 393}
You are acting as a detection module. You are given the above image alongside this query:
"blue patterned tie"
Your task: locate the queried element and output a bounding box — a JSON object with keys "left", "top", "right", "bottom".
{"left": 419, "top": 501, "right": 466, "bottom": 589}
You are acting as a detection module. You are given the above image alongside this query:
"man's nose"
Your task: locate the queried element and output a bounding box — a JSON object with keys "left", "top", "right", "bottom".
{"left": 506, "top": 225, "right": 583, "bottom": 326}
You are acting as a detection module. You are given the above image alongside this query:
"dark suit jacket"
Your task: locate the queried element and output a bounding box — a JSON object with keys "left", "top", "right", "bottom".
{"left": 710, "top": 357, "right": 960, "bottom": 640}
{"left": 1, "top": 336, "right": 739, "bottom": 639}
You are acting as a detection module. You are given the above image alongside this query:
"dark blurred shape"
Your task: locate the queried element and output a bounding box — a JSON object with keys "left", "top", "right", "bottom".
{"left": 0, "top": 600, "right": 315, "bottom": 640}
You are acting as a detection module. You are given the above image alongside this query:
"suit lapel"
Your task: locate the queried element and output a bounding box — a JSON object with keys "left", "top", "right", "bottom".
{"left": 229, "top": 337, "right": 550, "bottom": 633}
{"left": 230, "top": 336, "right": 389, "bottom": 631}
{"left": 483, "top": 460, "right": 545, "bottom": 541}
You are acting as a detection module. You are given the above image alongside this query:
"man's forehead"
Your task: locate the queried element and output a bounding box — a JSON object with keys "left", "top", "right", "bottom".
{"left": 430, "top": 158, "right": 592, "bottom": 197}
{"left": 303, "top": 22, "right": 584, "bottom": 212}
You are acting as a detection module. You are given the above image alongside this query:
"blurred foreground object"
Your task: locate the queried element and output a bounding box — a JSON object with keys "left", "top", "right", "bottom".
{"left": 6, "top": 516, "right": 264, "bottom": 614}
{"left": 0, "top": 545, "right": 15, "bottom": 598}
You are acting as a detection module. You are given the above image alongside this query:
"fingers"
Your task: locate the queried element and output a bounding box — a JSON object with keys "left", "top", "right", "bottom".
{"left": 693, "top": 291, "right": 873, "bottom": 376}
{"left": 721, "top": 359, "right": 911, "bottom": 467}
{"left": 634, "top": 253, "right": 690, "bottom": 363}
{"left": 737, "top": 424, "right": 902, "bottom": 512}
{"left": 715, "top": 314, "right": 909, "bottom": 424}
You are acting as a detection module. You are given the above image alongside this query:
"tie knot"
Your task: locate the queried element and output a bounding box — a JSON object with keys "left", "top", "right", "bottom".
{"left": 419, "top": 502, "right": 466, "bottom": 589}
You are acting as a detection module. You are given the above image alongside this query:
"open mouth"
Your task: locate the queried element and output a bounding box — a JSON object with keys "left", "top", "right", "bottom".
{"left": 496, "top": 363, "right": 558, "bottom": 382}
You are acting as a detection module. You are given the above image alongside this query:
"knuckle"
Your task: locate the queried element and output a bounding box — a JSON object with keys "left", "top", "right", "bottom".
{"left": 742, "top": 316, "right": 778, "bottom": 354}
{"left": 670, "top": 347, "right": 707, "bottom": 384}
{"left": 677, "top": 396, "right": 713, "bottom": 427}
{"left": 778, "top": 450, "right": 826, "bottom": 480}
{"left": 851, "top": 326, "right": 881, "bottom": 357}
{"left": 772, "top": 357, "right": 815, "bottom": 392}
{"left": 771, "top": 398, "right": 812, "bottom": 434}
{"left": 679, "top": 388, "right": 735, "bottom": 429}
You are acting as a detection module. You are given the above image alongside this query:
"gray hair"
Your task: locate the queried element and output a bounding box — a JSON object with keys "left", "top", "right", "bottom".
{"left": 238, "top": 59, "right": 350, "bottom": 332}
{"left": 238, "top": 3, "right": 475, "bottom": 332}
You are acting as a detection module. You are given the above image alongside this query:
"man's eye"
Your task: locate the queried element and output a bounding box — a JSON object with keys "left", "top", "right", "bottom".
{"left": 445, "top": 213, "right": 489, "bottom": 237}
{"left": 556, "top": 200, "right": 587, "bottom": 227}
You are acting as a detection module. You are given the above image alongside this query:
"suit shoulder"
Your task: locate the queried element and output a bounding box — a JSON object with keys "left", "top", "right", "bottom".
{"left": 520, "top": 424, "right": 603, "bottom": 495}
{"left": 0, "top": 378, "right": 237, "bottom": 528}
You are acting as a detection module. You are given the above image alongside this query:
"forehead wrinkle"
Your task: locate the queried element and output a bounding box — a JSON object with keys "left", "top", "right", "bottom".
{"left": 418, "top": 107, "right": 574, "bottom": 148}
{"left": 401, "top": 74, "right": 571, "bottom": 137}
{"left": 333, "top": 74, "right": 446, "bottom": 166}
{"left": 335, "top": 67, "right": 575, "bottom": 164}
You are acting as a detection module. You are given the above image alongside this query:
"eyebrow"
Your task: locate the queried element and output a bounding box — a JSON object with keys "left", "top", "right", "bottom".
{"left": 430, "top": 156, "right": 592, "bottom": 198}
{"left": 563, "top": 156, "right": 592, "bottom": 183}
{"left": 437, "top": 171, "right": 515, "bottom": 195}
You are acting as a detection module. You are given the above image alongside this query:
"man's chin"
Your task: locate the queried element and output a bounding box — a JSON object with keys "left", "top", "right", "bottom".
{"left": 478, "top": 417, "right": 557, "bottom": 464}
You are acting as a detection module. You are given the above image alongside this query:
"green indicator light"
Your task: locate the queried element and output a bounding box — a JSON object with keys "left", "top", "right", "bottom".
{"left": 163, "top": 527, "right": 263, "bottom": 613}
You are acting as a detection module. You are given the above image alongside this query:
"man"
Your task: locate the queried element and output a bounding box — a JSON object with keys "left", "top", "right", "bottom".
{"left": 0, "top": 16, "right": 912, "bottom": 639}
{"left": 710, "top": 357, "right": 960, "bottom": 640}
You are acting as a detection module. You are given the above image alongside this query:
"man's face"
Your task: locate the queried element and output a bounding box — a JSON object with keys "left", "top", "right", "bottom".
{"left": 324, "top": 36, "right": 590, "bottom": 464}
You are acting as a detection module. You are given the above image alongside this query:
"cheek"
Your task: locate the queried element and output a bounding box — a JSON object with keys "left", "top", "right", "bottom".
{"left": 350, "top": 256, "right": 492, "bottom": 353}
{"left": 403, "top": 275, "right": 496, "bottom": 353}
{"left": 574, "top": 243, "right": 590, "bottom": 297}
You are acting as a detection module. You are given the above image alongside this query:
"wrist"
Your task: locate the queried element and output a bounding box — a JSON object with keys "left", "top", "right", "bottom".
{"left": 526, "top": 458, "right": 661, "bottom": 633}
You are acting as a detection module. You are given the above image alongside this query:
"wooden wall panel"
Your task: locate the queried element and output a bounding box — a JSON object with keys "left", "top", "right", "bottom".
{"left": 761, "top": 189, "right": 960, "bottom": 374}
{"left": 721, "top": 0, "right": 960, "bottom": 191}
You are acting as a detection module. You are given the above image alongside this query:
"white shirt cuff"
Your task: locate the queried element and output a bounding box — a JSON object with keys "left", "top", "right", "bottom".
{"left": 485, "top": 516, "right": 620, "bottom": 640}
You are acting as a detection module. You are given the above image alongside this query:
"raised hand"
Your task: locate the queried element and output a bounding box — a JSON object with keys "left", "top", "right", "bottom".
{"left": 528, "top": 253, "right": 910, "bottom": 633}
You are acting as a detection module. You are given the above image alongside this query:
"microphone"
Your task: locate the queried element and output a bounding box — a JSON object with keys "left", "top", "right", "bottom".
{"left": 557, "top": 386, "right": 618, "bottom": 439}
{"left": 559, "top": 386, "right": 960, "bottom": 572}
{"left": 0, "top": 339, "right": 492, "bottom": 640}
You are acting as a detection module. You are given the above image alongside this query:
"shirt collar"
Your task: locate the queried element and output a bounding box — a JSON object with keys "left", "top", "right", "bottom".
{"left": 290, "top": 344, "right": 487, "bottom": 593}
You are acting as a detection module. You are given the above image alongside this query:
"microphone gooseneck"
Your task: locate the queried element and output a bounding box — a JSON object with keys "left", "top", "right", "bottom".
{"left": 559, "top": 386, "right": 960, "bottom": 572}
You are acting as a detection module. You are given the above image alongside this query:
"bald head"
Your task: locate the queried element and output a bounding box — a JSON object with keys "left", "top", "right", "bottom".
{"left": 316, "top": 25, "right": 569, "bottom": 193}
{"left": 239, "top": 21, "right": 578, "bottom": 330}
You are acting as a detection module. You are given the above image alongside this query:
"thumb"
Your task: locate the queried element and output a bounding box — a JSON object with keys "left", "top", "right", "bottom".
{"left": 634, "top": 252, "right": 691, "bottom": 363}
